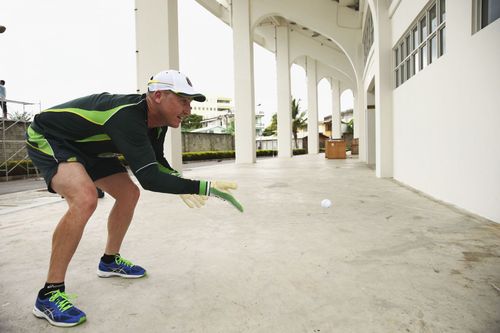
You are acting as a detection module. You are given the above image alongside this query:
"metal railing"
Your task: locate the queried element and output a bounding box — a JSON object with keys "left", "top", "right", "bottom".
{"left": 0, "top": 98, "right": 41, "bottom": 181}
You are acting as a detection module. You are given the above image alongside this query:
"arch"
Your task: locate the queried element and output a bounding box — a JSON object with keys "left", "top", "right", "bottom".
{"left": 290, "top": 63, "right": 307, "bottom": 106}
{"left": 249, "top": 0, "right": 362, "bottom": 83}
{"left": 318, "top": 78, "right": 333, "bottom": 121}
{"left": 364, "top": 0, "right": 378, "bottom": 31}
{"left": 252, "top": 0, "right": 359, "bottom": 75}
{"left": 341, "top": 89, "right": 354, "bottom": 111}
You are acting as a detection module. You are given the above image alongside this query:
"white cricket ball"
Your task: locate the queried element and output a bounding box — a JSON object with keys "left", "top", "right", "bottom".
{"left": 321, "top": 199, "right": 332, "bottom": 208}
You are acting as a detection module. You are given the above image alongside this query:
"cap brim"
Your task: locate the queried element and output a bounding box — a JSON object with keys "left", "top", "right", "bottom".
{"left": 192, "top": 94, "right": 206, "bottom": 102}
{"left": 177, "top": 92, "right": 206, "bottom": 102}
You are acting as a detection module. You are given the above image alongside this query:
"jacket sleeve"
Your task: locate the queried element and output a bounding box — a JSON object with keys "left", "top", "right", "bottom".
{"left": 104, "top": 108, "right": 205, "bottom": 194}
{"left": 149, "top": 126, "right": 176, "bottom": 172}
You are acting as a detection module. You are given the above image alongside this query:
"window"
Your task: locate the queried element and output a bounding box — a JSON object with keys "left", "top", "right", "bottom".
{"left": 430, "top": 35, "right": 437, "bottom": 64}
{"left": 420, "top": 16, "right": 428, "bottom": 41}
{"left": 419, "top": 44, "right": 427, "bottom": 70}
{"left": 439, "top": 26, "right": 446, "bottom": 55}
{"left": 413, "top": 53, "right": 418, "bottom": 75}
{"left": 474, "top": 0, "right": 500, "bottom": 33}
{"left": 440, "top": 0, "right": 446, "bottom": 22}
{"left": 393, "top": 0, "right": 446, "bottom": 88}
{"left": 412, "top": 27, "right": 418, "bottom": 50}
{"left": 363, "top": 9, "right": 374, "bottom": 65}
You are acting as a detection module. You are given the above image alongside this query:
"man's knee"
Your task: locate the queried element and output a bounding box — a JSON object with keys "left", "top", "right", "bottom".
{"left": 109, "top": 182, "right": 141, "bottom": 206}
{"left": 123, "top": 183, "right": 140, "bottom": 205}
{"left": 69, "top": 185, "right": 98, "bottom": 218}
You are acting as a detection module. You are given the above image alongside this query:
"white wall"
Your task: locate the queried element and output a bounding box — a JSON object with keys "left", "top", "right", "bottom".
{"left": 391, "top": 1, "right": 500, "bottom": 222}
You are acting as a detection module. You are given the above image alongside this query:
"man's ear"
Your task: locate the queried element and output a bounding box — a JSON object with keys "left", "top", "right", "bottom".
{"left": 151, "top": 90, "right": 164, "bottom": 103}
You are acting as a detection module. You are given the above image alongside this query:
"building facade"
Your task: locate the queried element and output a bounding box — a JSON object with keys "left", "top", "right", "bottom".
{"left": 190, "top": 96, "right": 266, "bottom": 135}
{"left": 134, "top": 0, "right": 500, "bottom": 222}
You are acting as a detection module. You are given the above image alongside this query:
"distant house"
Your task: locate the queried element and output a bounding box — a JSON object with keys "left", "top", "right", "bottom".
{"left": 320, "top": 109, "right": 354, "bottom": 138}
{"left": 190, "top": 124, "right": 228, "bottom": 134}
{"left": 190, "top": 95, "right": 265, "bottom": 135}
{"left": 256, "top": 133, "right": 329, "bottom": 151}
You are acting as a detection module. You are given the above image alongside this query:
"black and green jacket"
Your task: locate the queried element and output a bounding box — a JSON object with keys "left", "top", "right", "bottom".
{"left": 28, "top": 93, "right": 209, "bottom": 195}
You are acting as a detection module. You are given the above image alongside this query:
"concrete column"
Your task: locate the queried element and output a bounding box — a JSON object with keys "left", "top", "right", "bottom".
{"left": 366, "top": 89, "right": 376, "bottom": 166}
{"left": 135, "top": 0, "right": 182, "bottom": 171}
{"left": 355, "top": 80, "right": 366, "bottom": 162}
{"left": 374, "top": 2, "right": 394, "bottom": 177}
{"left": 276, "top": 25, "right": 292, "bottom": 158}
{"left": 306, "top": 57, "right": 319, "bottom": 154}
{"left": 232, "top": 0, "right": 256, "bottom": 164}
{"left": 331, "top": 78, "right": 341, "bottom": 139}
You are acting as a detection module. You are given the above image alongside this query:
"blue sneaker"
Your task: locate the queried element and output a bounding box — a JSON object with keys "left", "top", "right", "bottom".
{"left": 97, "top": 255, "right": 146, "bottom": 278}
{"left": 33, "top": 290, "right": 86, "bottom": 327}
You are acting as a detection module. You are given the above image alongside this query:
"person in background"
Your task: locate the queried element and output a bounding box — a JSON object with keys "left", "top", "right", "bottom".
{"left": 0, "top": 80, "right": 7, "bottom": 119}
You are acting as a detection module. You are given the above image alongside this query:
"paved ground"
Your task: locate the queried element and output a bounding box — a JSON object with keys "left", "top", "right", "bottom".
{"left": 0, "top": 155, "right": 499, "bottom": 332}
{"left": 0, "top": 177, "right": 46, "bottom": 195}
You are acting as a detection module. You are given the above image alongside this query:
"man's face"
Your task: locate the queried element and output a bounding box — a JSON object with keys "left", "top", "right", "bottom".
{"left": 155, "top": 91, "right": 192, "bottom": 128}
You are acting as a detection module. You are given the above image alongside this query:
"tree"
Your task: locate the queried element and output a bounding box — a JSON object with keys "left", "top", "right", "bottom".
{"left": 341, "top": 118, "right": 353, "bottom": 134}
{"left": 226, "top": 119, "right": 235, "bottom": 135}
{"left": 291, "top": 98, "right": 307, "bottom": 148}
{"left": 262, "top": 98, "right": 308, "bottom": 147}
{"left": 181, "top": 114, "right": 203, "bottom": 131}
{"left": 262, "top": 113, "right": 277, "bottom": 136}
{"left": 9, "top": 110, "right": 32, "bottom": 122}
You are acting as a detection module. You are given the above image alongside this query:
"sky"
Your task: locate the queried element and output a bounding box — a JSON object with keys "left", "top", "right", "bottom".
{"left": 0, "top": 0, "right": 352, "bottom": 126}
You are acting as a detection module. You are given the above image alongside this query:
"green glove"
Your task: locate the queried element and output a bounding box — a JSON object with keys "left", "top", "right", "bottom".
{"left": 199, "top": 180, "right": 244, "bottom": 212}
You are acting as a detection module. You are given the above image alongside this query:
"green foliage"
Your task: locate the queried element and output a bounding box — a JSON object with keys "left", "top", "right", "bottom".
{"left": 181, "top": 114, "right": 203, "bottom": 131}
{"left": 182, "top": 150, "right": 235, "bottom": 161}
{"left": 292, "top": 98, "right": 307, "bottom": 147}
{"left": 256, "top": 150, "right": 276, "bottom": 157}
{"left": 182, "top": 149, "right": 307, "bottom": 161}
{"left": 292, "top": 148, "right": 307, "bottom": 155}
{"left": 341, "top": 119, "right": 354, "bottom": 133}
{"left": 262, "top": 98, "right": 307, "bottom": 141}
{"left": 9, "top": 110, "right": 32, "bottom": 122}
{"left": 226, "top": 119, "right": 235, "bottom": 135}
{"left": 263, "top": 113, "right": 277, "bottom": 136}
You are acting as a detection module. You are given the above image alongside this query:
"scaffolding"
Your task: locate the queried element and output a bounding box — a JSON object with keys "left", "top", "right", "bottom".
{"left": 0, "top": 98, "right": 41, "bottom": 181}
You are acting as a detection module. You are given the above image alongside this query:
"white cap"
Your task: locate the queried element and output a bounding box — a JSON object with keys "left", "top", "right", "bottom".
{"left": 147, "top": 70, "right": 206, "bottom": 102}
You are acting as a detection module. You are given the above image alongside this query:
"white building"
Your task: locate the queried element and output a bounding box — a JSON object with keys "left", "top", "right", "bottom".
{"left": 189, "top": 96, "right": 266, "bottom": 135}
{"left": 191, "top": 96, "right": 232, "bottom": 120}
{"left": 190, "top": 96, "right": 233, "bottom": 133}
{"left": 135, "top": 0, "right": 500, "bottom": 223}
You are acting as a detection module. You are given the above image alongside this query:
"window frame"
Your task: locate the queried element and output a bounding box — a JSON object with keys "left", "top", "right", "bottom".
{"left": 363, "top": 9, "right": 374, "bottom": 65}
{"left": 393, "top": 0, "right": 446, "bottom": 88}
{"left": 473, "top": 0, "right": 500, "bottom": 33}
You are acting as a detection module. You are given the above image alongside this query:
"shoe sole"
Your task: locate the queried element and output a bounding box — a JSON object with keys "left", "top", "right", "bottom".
{"left": 97, "top": 269, "right": 146, "bottom": 278}
{"left": 33, "top": 306, "right": 86, "bottom": 327}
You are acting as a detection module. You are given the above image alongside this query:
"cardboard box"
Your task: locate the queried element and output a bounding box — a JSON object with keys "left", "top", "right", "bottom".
{"left": 325, "top": 139, "right": 346, "bottom": 159}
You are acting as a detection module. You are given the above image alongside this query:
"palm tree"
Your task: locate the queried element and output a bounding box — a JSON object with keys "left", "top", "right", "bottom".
{"left": 291, "top": 98, "right": 307, "bottom": 148}
{"left": 262, "top": 98, "right": 307, "bottom": 148}
{"left": 262, "top": 113, "right": 277, "bottom": 136}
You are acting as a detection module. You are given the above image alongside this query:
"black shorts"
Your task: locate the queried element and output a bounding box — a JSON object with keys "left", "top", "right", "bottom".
{"left": 26, "top": 128, "right": 126, "bottom": 193}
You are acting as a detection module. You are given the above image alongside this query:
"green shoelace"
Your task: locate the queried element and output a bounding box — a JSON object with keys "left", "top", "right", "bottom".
{"left": 115, "top": 256, "right": 134, "bottom": 267}
{"left": 47, "top": 290, "right": 76, "bottom": 312}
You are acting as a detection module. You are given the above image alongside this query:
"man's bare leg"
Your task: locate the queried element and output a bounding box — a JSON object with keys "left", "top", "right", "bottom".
{"left": 94, "top": 172, "right": 140, "bottom": 255}
{"left": 46, "top": 162, "right": 98, "bottom": 283}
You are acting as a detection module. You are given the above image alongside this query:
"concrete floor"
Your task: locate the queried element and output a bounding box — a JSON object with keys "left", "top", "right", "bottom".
{"left": 0, "top": 155, "right": 499, "bottom": 333}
